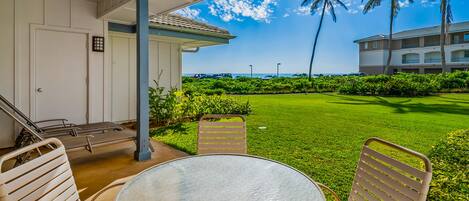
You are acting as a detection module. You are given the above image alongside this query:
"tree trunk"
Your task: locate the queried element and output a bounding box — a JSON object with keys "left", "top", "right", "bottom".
{"left": 384, "top": 0, "right": 394, "bottom": 75}
{"left": 440, "top": 0, "right": 447, "bottom": 72}
{"left": 308, "top": 2, "right": 327, "bottom": 81}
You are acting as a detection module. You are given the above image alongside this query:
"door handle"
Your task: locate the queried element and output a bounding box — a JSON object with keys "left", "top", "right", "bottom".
{"left": 37, "top": 88, "right": 43, "bottom": 93}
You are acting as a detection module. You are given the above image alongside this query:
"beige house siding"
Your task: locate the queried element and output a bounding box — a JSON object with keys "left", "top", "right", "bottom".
{"left": 108, "top": 33, "right": 182, "bottom": 122}
{"left": 0, "top": 0, "right": 184, "bottom": 147}
{"left": 0, "top": 0, "right": 15, "bottom": 148}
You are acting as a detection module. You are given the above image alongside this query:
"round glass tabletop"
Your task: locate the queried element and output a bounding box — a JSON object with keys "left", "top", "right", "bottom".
{"left": 117, "top": 154, "right": 325, "bottom": 201}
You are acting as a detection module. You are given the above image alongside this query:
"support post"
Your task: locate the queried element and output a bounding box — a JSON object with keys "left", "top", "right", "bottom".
{"left": 134, "top": 0, "right": 151, "bottom": 161}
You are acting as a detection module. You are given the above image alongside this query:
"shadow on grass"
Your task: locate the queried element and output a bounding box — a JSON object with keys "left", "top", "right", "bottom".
{"left": 326, "top": 94, "right": 469, "bottom": 115}
{"left": 150, "top": 123, "right": 189, "bottom": 137}
{"left": 438, "top": 95, "right": 469, "bottom": 105}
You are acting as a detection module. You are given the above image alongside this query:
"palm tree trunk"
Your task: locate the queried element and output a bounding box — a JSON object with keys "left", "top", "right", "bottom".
{"left": 308, "top": 2, "right": 327, "bottom": 81}
{"left": 440, "top": 0, "right": 447, "bottom": 72}
{"left": 384, "top": 0, "right": 394, "bottom": 74}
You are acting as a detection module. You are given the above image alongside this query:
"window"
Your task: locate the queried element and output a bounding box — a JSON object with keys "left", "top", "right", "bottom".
{"left": 402, "top": 53, "right": 420, "bottom": 64}
{"left": 453, "top": 35, "right": 460, "bottom": 44}
{"left": 371, "top": 41, "right": 378, "bottom": 49}
{"left": 424, "top": 52, "right": 441, "bottom": 63}
{"left": 402, "top": 38, "right": 420, "bottom": 48}
{"left": 363, "top": 41, "right": 379, "bottom": 50}
{"left": 451, "top": 50, "right": 469, "bottom": 62}
{"left": 464, "top": 33, "right": 469, "bottom": 42}
{"left": 424, "top": 35, "right": 440, "bottom": 47}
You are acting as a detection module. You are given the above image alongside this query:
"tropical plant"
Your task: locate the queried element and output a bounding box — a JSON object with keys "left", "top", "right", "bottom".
{"left": 439, "top": 0, "right": 453, "bottom": 72}
{"left": 301, "top": 0, "right": 348, "bottom": 80}
{"left": 362, "top": 0, "right": 414, "bottom": 74}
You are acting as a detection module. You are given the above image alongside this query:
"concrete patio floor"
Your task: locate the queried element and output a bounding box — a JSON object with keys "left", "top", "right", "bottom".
{"left": 68, "top": 138, "right": 188, "bottom": 200}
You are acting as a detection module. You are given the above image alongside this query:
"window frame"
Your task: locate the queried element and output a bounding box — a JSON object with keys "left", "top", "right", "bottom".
{"left": 402, "top": 53, "right": 420, "bottom": 64}
{"left": 464, "top": 33, "right": 469, "bottom": 42}
{"left": 371, "top": 41, "right": 378, "bottom": 49}
{"left": 453, "top": 35, "right": 460, "bottom": 44}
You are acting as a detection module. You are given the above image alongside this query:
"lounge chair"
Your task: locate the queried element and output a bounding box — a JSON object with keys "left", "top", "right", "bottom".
{"left": 0, "top": 138, "right": 80, "bottom": 201}
{"left": 197, "top": 114, "right": 247, "bottom": 154}
{"left": 0, "top": 95, "right": 153, "bottom": 154}
{"left": 319, "top": 137, "right": 432, "bottom": 201}
{"left": 0, "top": 94, "right": 123, "bottom": 140}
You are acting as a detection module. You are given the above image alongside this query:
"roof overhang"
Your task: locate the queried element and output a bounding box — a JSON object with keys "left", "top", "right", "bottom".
{"left": 355, "top": 21, "right": 469, "bottom": 43}
{"left": 99, "top": 0, "right": 200, "bottom": 24}
{"left": 109, "top": 22, "right": 235, "bottom": 48}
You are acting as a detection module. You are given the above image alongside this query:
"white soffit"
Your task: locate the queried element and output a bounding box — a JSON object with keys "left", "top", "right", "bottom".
{"left": 101, "top": 0, "right": 199, "bottom": 24}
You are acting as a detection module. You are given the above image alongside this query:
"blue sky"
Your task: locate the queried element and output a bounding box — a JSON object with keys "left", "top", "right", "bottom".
{"left": 176, "top": 0, "right": 469, "bottom": 74}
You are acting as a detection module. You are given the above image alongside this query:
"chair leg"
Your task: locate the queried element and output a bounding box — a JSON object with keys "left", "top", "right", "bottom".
{"left": 148, "top": 138, "right": 155, "bottom": 152}
{"left": 316, "top": 182, "right": 340, "bottom": 201}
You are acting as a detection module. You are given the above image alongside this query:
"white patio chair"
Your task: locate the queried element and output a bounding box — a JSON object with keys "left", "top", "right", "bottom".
{"left": 197, "top": 114, "right": 247, "bottom": 154}
{"left": 319, "top": 137, "right": 432, "bottom": 201}
{"left": 0, "top": 138, "right": 80, "bottom": 201}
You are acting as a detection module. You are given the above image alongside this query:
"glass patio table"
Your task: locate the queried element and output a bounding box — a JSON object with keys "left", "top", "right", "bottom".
{"left": 116, "top": 154, "right": 326, "bottom": 201}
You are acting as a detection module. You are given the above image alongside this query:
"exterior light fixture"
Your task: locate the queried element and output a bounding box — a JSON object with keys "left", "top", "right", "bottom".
{"left": 92, "top": 36, "right": 105, "bottom": 52}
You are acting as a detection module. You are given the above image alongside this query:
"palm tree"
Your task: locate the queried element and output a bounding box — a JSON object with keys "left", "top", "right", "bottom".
{"left": 440, "top": 0, "right": 453, "bottom": 72}
{"left": 362, "top": 0, "right": 414, "bottom": 74}
{"left": 302, "top": 0, "right": 348, "bottom": 80}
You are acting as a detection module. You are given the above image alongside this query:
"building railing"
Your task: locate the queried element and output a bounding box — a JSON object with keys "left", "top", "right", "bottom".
{"left": 402, "top": 59, "right": 420, "bottom": 64}
{"left": 451, "top": 57, "right": 469, "bottom": 62}
{"left": 424, "top": 58, "right": 441, "bottom": 63}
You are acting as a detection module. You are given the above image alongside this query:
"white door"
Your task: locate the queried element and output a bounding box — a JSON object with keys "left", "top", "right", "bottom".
{"left": 35, "top": 29, "right": 88, "bottom": 124}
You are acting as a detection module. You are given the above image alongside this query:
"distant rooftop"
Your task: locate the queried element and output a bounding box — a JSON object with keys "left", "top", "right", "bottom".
{"left": 354, "top": 21, "right": 469, "bottom": 43}
{"left": 150, "top": 14, "right": 235, "bottom": 39}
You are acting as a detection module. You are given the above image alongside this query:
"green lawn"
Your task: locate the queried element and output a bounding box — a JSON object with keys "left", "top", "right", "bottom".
{"left": 152, "top": 93, "right": 469, "bottom": 199}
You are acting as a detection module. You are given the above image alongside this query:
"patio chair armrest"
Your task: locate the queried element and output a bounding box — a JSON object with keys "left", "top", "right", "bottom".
{"left": 34, "top": 118, "right": 69, "bottom": 125}
{"left": 316, "top": 182, "right": 340, "bottom": 201}
{"left": 40, "top": 123, "right": 77, "bottom": 130}
{"left": 41, "top": 126, "right": 81, "bottom": 137}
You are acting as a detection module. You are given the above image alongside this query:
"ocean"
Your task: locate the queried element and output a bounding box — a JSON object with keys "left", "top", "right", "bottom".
{"left": 183, "top": 73, "right": 348, "bottom": 79}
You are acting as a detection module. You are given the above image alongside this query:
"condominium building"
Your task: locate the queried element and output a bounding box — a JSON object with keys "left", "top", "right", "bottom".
{"left": 355, "top": 21, "right": 469, "bottom": 75}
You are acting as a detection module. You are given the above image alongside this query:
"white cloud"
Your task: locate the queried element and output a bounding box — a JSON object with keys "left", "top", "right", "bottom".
{"left": 208, "top": 0, "right": 278, "bottom": 23}
{"left": 293, "top": 6, "right": 311, "bottom": 16}
{"left": 398, "top": 0, "right": 411, "bottom": 8}
{"left": 283, "top": 13, "right": 290, "bottom": 18}
{"left": 421, "top": 0, "right": 438, "bottom": 7}
{"left": 173, "top": 7, "right": 205, "bottom": 21}
{"left": 292, "top": 0, "right": 362, "bottom": 16}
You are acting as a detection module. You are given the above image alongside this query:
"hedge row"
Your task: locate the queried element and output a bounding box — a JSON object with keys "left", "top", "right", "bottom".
{"left": 183, "top": 71, "right": 469, "bottom": 96}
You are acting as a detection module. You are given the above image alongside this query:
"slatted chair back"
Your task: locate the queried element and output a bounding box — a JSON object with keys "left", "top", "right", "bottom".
{"left": 0, "top": 138, "right": 80, "bottom": 201}
{"left": 198, "top": 114, "right": 247, "bottom": 154}
{"left": 349, "top": 137, "right": 432, "bottom": 201}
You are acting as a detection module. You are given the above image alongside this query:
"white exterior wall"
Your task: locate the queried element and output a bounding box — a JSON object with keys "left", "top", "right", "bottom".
{"left": 0, "top": 0, "right": 16, "bottom": 148}
{"left": 359, "top": 50, "right": 386, "bottom": 66}
{"left": 108, "top": 33, "right": 182, "bottom": 122}
{"left": 360, "top": 44, "right": 469, "bottom": 67}
{"left": 0, "top": 0, "right": 183, "bottom": 147}
{"left": 390, "top": 44, "right": 469, "bottom": 66}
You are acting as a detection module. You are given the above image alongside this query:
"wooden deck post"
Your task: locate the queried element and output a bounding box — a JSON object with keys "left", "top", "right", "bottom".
{"left": 134, "top": 0, "right": 151, "bottom": 161}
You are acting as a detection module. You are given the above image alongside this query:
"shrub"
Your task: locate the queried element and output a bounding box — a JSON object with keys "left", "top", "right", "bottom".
{"left": 149, "top": 84, "right": 251, "bottom": 126}
{"left": 428, "top": 129, "right": 469, "bottom": 200}
{"left": 182, "top": 71, "right": 469, "bottom": 96}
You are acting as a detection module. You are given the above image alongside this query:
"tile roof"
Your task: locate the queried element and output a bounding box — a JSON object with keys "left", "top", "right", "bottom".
{"left": 355, "top": 21, "right": 469, "bottom": 43}
{"left": 149, "top": 14, "right": 233, "bottom": 38}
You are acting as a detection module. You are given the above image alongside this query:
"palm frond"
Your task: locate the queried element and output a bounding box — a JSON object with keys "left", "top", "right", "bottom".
{"left": 362, "top": 0, "right": 381, "bottom": 14}
{"left": 392, "top": 0, "right": 400, "bottom": 18}
{"left": 333, "top": 0, "right": 349, "bottom": 10}
{"left": 301, "top": 0, "right": 314, "bottom": 7}
{"left": 310, "top": 0, "right": 323, "bottom": 14}
{"left": 446, "top": 4, "right": 453, "bottom": 24}
{"left": 327, "top": 1, "right": 337, "bottom": 22}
